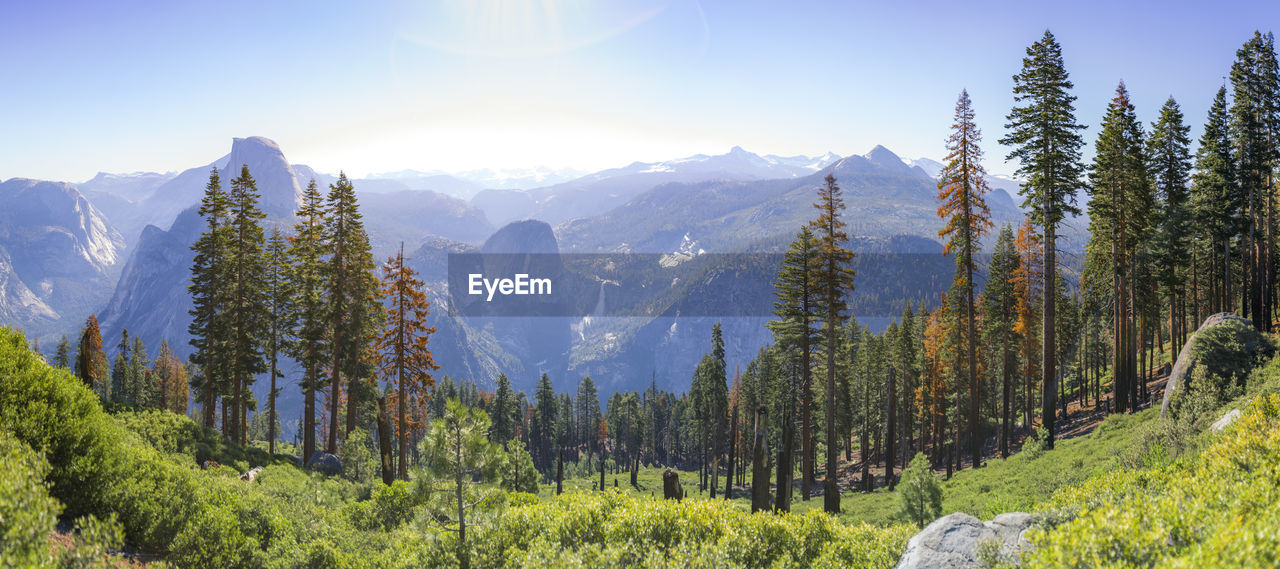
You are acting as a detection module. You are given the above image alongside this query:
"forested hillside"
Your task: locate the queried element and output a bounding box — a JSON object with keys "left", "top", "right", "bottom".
{"left": 7, "top": 23, "right": 1280, "bottom": 569}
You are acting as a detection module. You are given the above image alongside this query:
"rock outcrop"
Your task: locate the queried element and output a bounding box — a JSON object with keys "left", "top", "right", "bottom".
{"left": 307, "top": 452, "right": 343, "bottom": 476}
{"left": 895, "top": 512, "right": 1034, "bottom": 569}
{"left": 1211, "top": 409, "right": 1242, "bottom": 432}
{"left": 1161, "top": 313, "right": 1265, "bottom": 417}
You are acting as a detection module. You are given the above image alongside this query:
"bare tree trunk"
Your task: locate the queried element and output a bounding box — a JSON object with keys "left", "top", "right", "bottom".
{"left": 377, "top": 396, "right": 394, "bottom": 486}
{"left": 725, "top": 405, "right": 737, "bottom": 499}
{"left": 751, "top": 406, "right": 771, "bottom": 512}
{"left": 886, "top": 366, "right": 897, "bottom": 489}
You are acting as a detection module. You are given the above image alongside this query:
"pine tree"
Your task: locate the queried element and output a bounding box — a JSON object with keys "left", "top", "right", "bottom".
{"left": 766, "top": 226, "right": 819, "bottom": 501}
{"left": 898, "top": 452, "right": 943, "bottom": 529}
{"left": 53, "top": 335, "right": 71, "bottom": 369}
{"left": 937, "top": 89, "right": 994, "bottom": 468}
{"left": 420, "top": 399, "right": 502, "bottom": 569}
{"left": 574, "top": 376, "right": 601, "bottom": 450}
{"left": 531, "top": 373, "right": 558, "bottom": 474}
{"left": 74, "top": 315, "right": 107, "bottom": 396}
{"left": 1149, "top": 97, "right": 1193, "bottom": 358}
{"left": 152, "top": 340, "right": 189, "bottom": 414}
{"left": 376, "top": 243, "right": 439, "bottom": 479}
{"left": 111, "top": 330, "right": 129, "bottom": 404}
{"left": 225, "top": 164, "right": 270, "bottom": 444}
{"left": 491, "top": 373, "right": 518, "bottom": 443}
{"left": 809, "top": 173, "right": 856, "bottom": 513}
{"left": 983, "top": 225, "right": 1020, "bottom": 457}
{"left": 325, "top": 172, "right": 383, "bottom": 452}
{"left": 188, "top": 167, "right": 231, "bottom": 430}
{"left": 289, "top": 179, "right": 329, "bottom": 462}
{"left": 1013, "top": 219, "right": 1043, "bottom": 430}
{"left": 1087, "top": 82, "right": 1154, "bottom": 414}
{"left": 1229, "top": 31, "right": 1280, "bottom": 331}
{"left": 127, "top": 336, "right": 153, "bottom": 407}
{"left": 1000, "top": 30, "right": 1086, "bottom": 449}
{"left": 1191, "top": 87, "right": 1241, "bottom": 315}
{"left": 264, "top": 228, "right": 295, "bottom": 454}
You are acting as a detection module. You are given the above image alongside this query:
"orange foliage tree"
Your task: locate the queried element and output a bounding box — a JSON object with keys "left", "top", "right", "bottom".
{"left": 375, "top": 244, "right": 439, "bottom": 479}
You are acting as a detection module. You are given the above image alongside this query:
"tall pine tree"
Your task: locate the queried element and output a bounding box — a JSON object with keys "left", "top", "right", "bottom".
{"left": 809, "top": 173, "right": 856, "bottom": 513}
{"left": 937, "top": 89, "right": 994, "bottom": 468}
{"left": 290, "top": 179, "right": 330, "bottom": 462}
{"left": 188, "top": 167, "right": 231, "bottom": 429}
{"left": 1000, "top": 30, "right": 1086, "bottom": 448}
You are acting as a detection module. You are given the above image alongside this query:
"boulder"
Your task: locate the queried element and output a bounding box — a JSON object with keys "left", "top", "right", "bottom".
{"left": 1160, "top": 313, "right": 1259, "bottom": 417}
{"left": 895, "top": 512, "right": 1034, "bottom": 569}
{"left": 307, "top": 452, "right": 343, "bottom": 476}
{"left": 1210, "top": 409, "right": 1242, "bottom": 433}
{"left": 240, "top": 466, "right": 264, "bottom": 482}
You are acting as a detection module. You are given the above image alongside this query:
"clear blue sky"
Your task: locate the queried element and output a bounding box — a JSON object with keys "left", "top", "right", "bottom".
{"left": 2, "top": 0, "right": 1277, "bottom": 182}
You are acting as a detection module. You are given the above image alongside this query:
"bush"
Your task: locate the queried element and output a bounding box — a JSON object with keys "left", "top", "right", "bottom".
{"left": 349, "top": 481, "right": 421, "bottom": 531}
{"left": 1021, "top": 393, "right": 1280, "bottom": 567}
{"left": 0, "top": 430, "right": 61, "bottom": 568}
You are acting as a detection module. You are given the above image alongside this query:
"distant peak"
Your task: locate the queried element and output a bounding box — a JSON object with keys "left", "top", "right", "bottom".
{"left": 230, "top": 136, "right": 284, "bottom": 154}
{"left": 864, "top": 145, "right": 907, "bottom": 168}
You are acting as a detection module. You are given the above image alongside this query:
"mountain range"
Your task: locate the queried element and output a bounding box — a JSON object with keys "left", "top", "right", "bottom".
{"left": 2, "top": 135, "right": 1060, "bottom": 438}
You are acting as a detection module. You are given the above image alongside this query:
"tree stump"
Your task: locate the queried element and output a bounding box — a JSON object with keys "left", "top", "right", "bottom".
{"left": 663, "top": 469, "right": 685, "bottom": 501}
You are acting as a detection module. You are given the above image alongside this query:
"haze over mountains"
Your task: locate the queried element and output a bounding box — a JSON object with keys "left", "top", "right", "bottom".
{"left": 1, "top": 135, "right": 1048, "bottom": 437}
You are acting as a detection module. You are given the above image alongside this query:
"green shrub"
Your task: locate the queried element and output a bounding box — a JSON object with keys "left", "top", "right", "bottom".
{"left": 349, "top": 481, "right": 421, "bottom": 531}
{"left": 1022, "top": 393, "right": 1280, "bottom": 567}
{"left": 0, "top": 430, "right": 61, "bottom": 568}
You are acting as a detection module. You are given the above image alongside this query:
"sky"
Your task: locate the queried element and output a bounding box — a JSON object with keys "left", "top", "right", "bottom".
{"left": 2, "top": 0, "right": 1279, "bottom": 183}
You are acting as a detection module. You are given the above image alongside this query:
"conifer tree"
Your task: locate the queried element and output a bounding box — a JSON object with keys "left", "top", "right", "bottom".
{"left": 1229, "top": 31, "right": 1280, "bottom": 331}
{"left": 53, "top": 335, "right": 71, "bottom": 369}
{"left": 767, "top": 226, "right": 819, "bottom": 501}
{"left": 1191, "top": 87, "right": 1240, "bottom": 315}
{"left": 153, "top": 340, "right": 189, "bottom": 414}
{"left": 982, "top": 225, "right": 1020, "bottom": 457}
{"left": 264, "top": 228, "right": 294, "bottom": 453}
{"left": 1000, "top": 30, "right": 1086, "bottom": 448}
{"left": 289, "top": 179, "right": 329, "bottom": 462}
{"left": 325, "top": 172, "right": 383, "bottom": 452}
{"left": 531, "top": 373, "right": 558, "bottom": 473}
{"left": 111, "top": 330, "right": 129, "bottom": 404}
{"left": 1013, "top": 220, "right": 1043, "bottom": 429}
{"left": 376, "top": 243, "right": 439, "bottom": 479}
{"left": 188, "top": 167, "right": 231, "bottom": 429}
{"left": 1087, "top": 82, "right": 1154, "bottom": 414}
{"left": 490, "top": 373, "right": 518, "bottom": 443}
{"left": 810, "top": 173, "right": 856, "bottom": 513}
{"left": 1148, "top": 97, "right": 1193, "bottom": 357}
{"left": 75, "top": 314, "right": 107, "bottom": 396}
{"left": 937, "top": 89, "right": 994, "bottom": 467}
{"left": 127, "top": 336, "right": 153, "bottom": 408}
{"left": 574, "top": 376, "right": 600, "bottom": 450}
{"left": 226, "top": 165, "right": 270, "bottom": 444}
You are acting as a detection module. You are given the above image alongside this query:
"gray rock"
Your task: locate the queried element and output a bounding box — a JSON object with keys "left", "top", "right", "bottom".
{"left": 307, "top": 452, "right": 343, "bottom": 476}
{"left": 895, "top": 512, "right": 1035, "bottom": 569}
{"left": 240, "top": 466, "right": 264, "bottom": 482}
{"left": 1160, "top": 313, "right": 1254, "bottom": 417}
{"left": 1210, "top": 409, "right": 1242, "bottom": 433}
